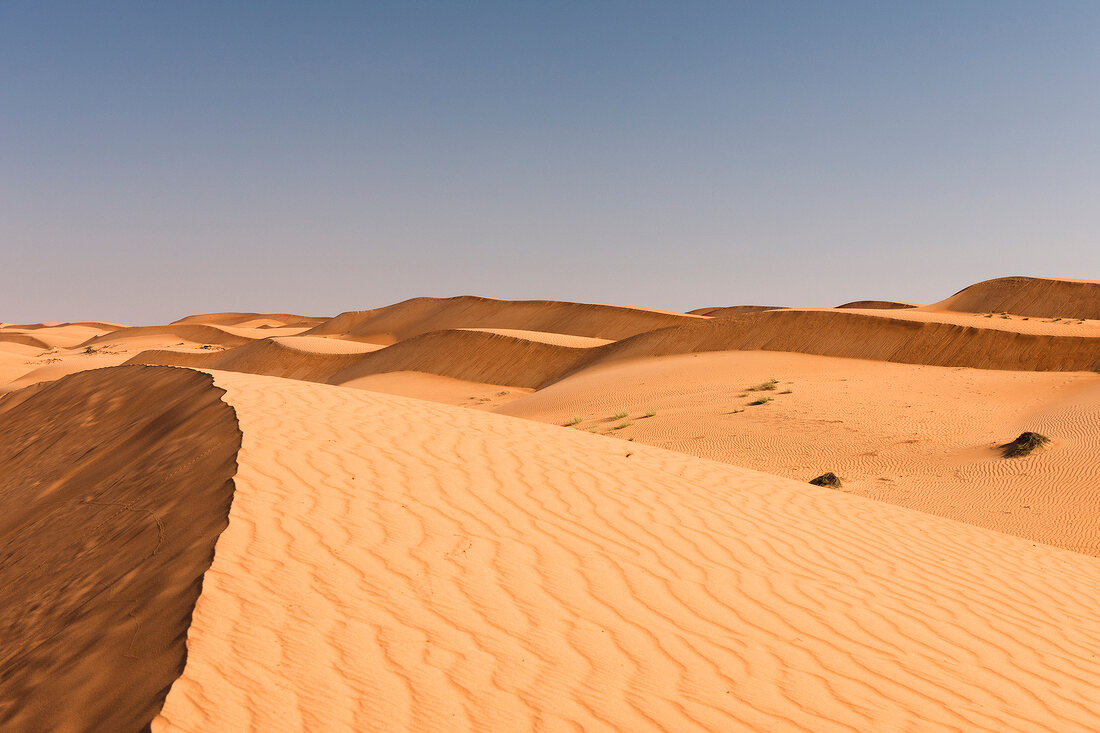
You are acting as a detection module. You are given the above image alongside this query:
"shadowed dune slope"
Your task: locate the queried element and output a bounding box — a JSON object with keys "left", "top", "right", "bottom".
{"left": 155, "top": 370, "right": 1100, "bottom": 732}
{"left": 303, "top": 295, "right": 705, "bottom": 343}
{"left": 326, "top": 329, "right": 597, "bottom": 388}
{"left": 170, "top": 312, "right": 327, "bottom": 328}
{"left": 128, "top": 330, "right": 597, "bottom": 390}
{"left": 129, "top": 338, "right": 383, "bottom": 384}
{"left": 0, "top": 332, "right": 51, "bottom": 350}
{"left": 609, "top": 308, "right": 1100, "bottom": 373}
{"left": 928, "top": 276, "right": 1100, "bottom": 319}
{"left": 836, "top": 300, "right": 919, "bottom": 309}
{"left": 0, "top": 366, "right": 241, "bottom": 733}
{"left": 686, "top": 305, "right": 787, "bottom": 317}
{"left": 130, "top": 306, "right": 1100, "bottom": 394}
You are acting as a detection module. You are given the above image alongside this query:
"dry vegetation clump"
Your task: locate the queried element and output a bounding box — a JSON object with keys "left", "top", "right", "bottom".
{"left": 1002, "top": 432, "right": 1050, "bottom": 458}
{"left": 809, "top": 472, "right": 842, "bottom": 488}
{"left": 747, "top": 378, "right": 779, "bottom": 392}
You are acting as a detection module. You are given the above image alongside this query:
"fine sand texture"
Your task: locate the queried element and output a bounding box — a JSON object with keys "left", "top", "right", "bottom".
{"left": 0, "top": 366, "right": 240, "bottom": 732}
{"left": 498, "top": 350, "right": 1100, "bottom": 555}
{"left": 152, "top": 369, "right": 1100, "bottom": 732}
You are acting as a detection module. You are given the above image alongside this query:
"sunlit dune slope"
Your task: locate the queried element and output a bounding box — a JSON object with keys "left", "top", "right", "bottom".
{"left": 156, "top": 370, "right": 1100, "bottom": 732}
{"left": 79, "top": 324, "right": 258, "bottom": 349}
{"left": 498, "top": 350, "right": 1100, "bottom": 554}
{"left": 303, "top": 295, "right": 704, "bottom": 344}
{"left": 0, "top": 366, "right": 240, "bottom": 732}
{"left": 928, "top": 276, "right": 1100, "bottom": 319}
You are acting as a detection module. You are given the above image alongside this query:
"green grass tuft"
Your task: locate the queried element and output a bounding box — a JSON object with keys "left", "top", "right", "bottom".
{"left": 746, "top": 378, "right": 779, "bottom": 392}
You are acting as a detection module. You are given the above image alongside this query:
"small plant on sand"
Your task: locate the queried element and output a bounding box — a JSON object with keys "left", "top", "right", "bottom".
{"left": 1002, "top": 432, "right": 1050, "bottom": 458}
{"left": 565, "top": 415, "right": 583, "bottom": 426}
{"left": 643, "top": 410, "right": 657, "bottom": 418}
{"left": 748, "top": 396, "right": 773, "bottom": 406}
{"left": 779, "top": 389, "right": 793, "bottom": 394}
{"left": 612, "top": 410, "right": 628, "bottom": 420}
{"left": 747, "top": 378, "right": 779, "bottom": 392}
{"left": 612, "top": 421, "right": 632, "bottom": 430}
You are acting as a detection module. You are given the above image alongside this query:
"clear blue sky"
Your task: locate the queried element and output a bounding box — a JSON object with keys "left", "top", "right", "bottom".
{"left": 3, "top": 1, "right": 1099, "bottom": 323}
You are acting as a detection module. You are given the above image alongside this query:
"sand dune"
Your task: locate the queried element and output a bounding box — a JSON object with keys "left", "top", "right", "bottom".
{"left": 499, "top": 350, "right": 1100, "bottom": 554}
{"left": 128, "top": 303, "right": 1100, "bottom": 397}
{"left": 836, "top": 300, "right": 919, "bottom": 309}
{"left": 303, "top": 295, "right": 704, "bottom": 344}
{"left": 149, "top": 369, "right": 1100, "bottom": 732}
{"left": 686, "top": 305, "right": 787, "bottom": 317}
{"left": 0, "top": 367, "right": 240, "bottom": 732}
{"left": 0, "top": 332, "right": 51, "bottom": 350}
{"left": 170, "top": 312, "right": 326, "bottom": 328}
{"left": 130, "top": 337, "right": 384, "bottom": 384}
{"left": 609, "top": 308, "right": 1100, "bottom": 372}
{"left": 928, "top": 275, "right": 1100, "bottom": 319}
{"left": 79, "top": 324, "right": 259, "bottom": 350}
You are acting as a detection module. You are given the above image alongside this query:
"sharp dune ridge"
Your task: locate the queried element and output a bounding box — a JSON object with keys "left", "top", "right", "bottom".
{"left": 141, "top": 369, "right": 1100, "bottom": 732}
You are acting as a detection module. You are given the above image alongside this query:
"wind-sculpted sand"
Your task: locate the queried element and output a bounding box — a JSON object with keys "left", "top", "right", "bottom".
{"left": 928, "top": 275, "right": 1100, "bottom": 319}
{"left": 499, "top": 350, "right": 1100, "bottom": 555}
{"left": 0, "top": 366, "right": 240, "bottom": 732}
{"left": 149, "top": 369, "right": 1100, "bottom": 732}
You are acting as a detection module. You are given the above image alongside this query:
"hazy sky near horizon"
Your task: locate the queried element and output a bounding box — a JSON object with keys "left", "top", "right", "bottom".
{"left": 3, "top": 1, "right": 1099, "bottom": 323}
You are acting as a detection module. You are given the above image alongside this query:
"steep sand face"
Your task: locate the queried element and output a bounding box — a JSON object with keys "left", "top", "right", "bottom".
{"left": 928, "top": 276, "right": 1100, "bottom": 319}
{"left": 0, "top": 366, "right": 241, "bottom": 732}
{"left": 498, "top": 350, "right": 1100, "bottom": 554}
{"left": 303, "top": 295, "right": 704, "bottom": 343}
{"left": 155, "top": 371, "right": 1100, "bottom": 732}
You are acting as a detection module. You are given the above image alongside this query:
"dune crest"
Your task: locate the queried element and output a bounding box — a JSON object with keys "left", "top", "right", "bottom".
{"left": 303, "top": 295, "right": 705, "bottom": 343}
{"left": 154, "top": 370, "right": 1100, "bottom": 732}
{"left": 928, "top": 276, "right": 1100, "bottom": 319}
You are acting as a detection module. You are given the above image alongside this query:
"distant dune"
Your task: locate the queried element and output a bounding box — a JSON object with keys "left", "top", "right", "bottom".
{"left": 929, "top": 275, "right": 1100, "bottom": 319}
{"left": 303, "top": 295, "right": 704, "bottom": 344}
{"left": 836, "top": 300, "right": 919, "bottom": 309}
{"left": 687, "top": 305, "right": 787, "bottom": 316}
{"left": 170, "top": 312, "right": 327, "bottom": 328}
